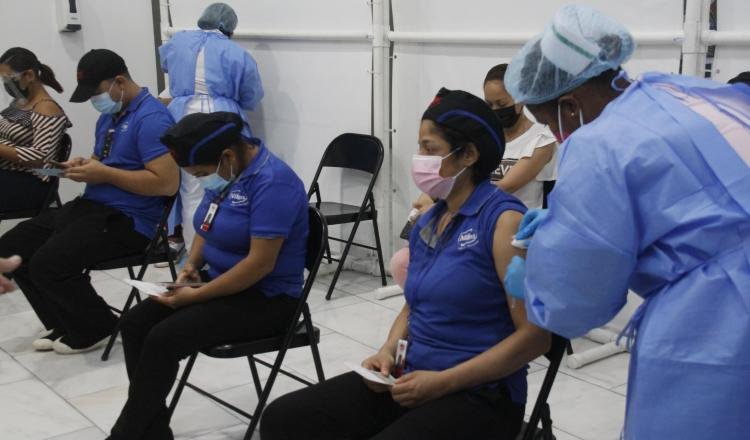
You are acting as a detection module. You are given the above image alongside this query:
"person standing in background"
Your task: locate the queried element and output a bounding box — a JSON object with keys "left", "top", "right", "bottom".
{"left": 159, "top": 2, "right": 264, "bottom": 253}
{"left": 483, "top": 63, "right": 556, "bottom": 210}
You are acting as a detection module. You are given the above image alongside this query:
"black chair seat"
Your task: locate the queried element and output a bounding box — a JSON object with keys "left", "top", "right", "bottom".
{"left": 0, "top": 209, "right": 48, "bottom": 221}
{"left": 311, "top": 201, "right": 374, "bottom": 225}
{"left": 90, "top": 247, "right": 179, "bottom": 271}
{"left": 202, "top": 325, "right": 320, "bottom": 358}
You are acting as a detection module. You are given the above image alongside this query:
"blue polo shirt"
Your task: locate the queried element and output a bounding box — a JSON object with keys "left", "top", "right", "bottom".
{"left": 193, "top": 143, "right": 309, "bottom": 298}
{"left": 404, "top": 180, "right": 529, "bottom": 404}
{"left": 83, "top": 88, "right": 174, "bottom": 239}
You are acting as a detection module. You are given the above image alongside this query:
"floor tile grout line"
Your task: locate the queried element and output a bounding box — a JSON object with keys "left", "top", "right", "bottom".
{"left": 3, "top": 357, "right": 103, "bottom": 438}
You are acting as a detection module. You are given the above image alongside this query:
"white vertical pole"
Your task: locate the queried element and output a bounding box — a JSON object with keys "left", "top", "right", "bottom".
{"left": 682, "top": 0, "right": 710, "bottom": 76}
{"left": 371, "top": 0, "right": 394, "bottom": 264}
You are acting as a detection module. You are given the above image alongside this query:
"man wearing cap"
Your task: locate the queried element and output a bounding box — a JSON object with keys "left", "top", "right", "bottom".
{"left": 107, "top": 111, "right": 307, "bottom": 440}
{"left": 0, "top": 49, "right": 179, "bottom": 355}
{"left": 500, "top": 5, "right": 750, "bottom": 439}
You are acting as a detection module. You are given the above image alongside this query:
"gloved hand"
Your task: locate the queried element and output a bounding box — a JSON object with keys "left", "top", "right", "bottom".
{"left": 504, "top": 255, "right": 527, "bottom": 300}
{"left": 515, "top": 209, "right": 549, "bottom": 240}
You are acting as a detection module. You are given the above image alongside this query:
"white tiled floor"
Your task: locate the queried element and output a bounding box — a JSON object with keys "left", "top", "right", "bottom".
{"left": 0, "top": 266, "right": 629, "bottom": 440}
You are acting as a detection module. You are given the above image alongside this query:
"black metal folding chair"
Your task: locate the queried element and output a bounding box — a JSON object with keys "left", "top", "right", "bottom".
{"left": 516, "top": 334, "right": 570, "bottom": 440}
{"left": 167, "top": 206, "right": 328, "bottom": 439}
{"left": 308, "top": 133, "right": 387, "bottom": 300}
{"left": 0, "top": 133, "right": 72, "bottom": 222}
{"left": 88, "top": 195, "right": 179, "bottom": 361}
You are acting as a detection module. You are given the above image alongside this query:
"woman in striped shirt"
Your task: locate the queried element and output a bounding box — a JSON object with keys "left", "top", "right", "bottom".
{"left": 0, "top": 47, "right": 71, "bottom": 212}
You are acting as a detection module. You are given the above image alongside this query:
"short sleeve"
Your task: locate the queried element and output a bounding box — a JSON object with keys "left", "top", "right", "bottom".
{"left": 249, "top": 179, "right": 304, "bottom": 238}
{"left": 135, "top": 110, "right": 173, "bottom": 163}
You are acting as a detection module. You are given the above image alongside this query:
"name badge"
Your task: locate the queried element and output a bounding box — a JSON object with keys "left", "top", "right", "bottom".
{"left": 201, "top": 202, "right": 219, "bottom": 232}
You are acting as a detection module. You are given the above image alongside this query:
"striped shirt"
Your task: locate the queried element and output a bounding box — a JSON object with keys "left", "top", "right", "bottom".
{"left": 0, "top": 99, "right": 72, "bottom": 181}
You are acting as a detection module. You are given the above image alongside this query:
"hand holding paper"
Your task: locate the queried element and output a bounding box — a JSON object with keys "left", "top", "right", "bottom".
{"left": 346, "top": 362, "right": 396, "bottom": 386}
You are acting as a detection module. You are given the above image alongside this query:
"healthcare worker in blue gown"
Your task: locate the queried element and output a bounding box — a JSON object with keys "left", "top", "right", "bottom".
{"left": 159, "top": 2, "right": 263, "bottom": 251}
{"left": 502, "top": 5, "right": 750, "bottom": 440}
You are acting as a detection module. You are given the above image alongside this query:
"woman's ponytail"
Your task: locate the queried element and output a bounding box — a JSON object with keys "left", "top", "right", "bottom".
{"left": 38, "top": 63, "right": 64, "bottom": 93}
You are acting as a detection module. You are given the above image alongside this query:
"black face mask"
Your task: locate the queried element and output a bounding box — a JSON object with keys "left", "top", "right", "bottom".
{"left": 3, "top": 78, "right": 29, "bottom": 101}
{"left": 494, "top": 105, "right": 521, "bottom": 129}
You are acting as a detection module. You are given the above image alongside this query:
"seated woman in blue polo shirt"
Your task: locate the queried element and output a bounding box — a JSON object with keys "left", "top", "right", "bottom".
{"left": 107, "top": 112, "right": 309, "bottom": 440}
{"left": 261, "top": 89, "right": 551, "bottom": 440}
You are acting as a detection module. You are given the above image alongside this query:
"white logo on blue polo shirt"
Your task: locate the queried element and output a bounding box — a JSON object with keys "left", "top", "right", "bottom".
{"left": 120, "top": 121, "right": 129, "bottom": 133}
{"left": 457, "top": 228, "right": 479, "bottom": 249}
{"left": 229, "top": 189, "right": 249, "bottom": 206}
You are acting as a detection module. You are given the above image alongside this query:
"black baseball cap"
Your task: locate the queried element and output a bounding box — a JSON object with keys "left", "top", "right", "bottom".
{"left": 161, "top": 112, "right": 244, "bottom": 167}
{"left": 70, "top": 49, "right": 128, "bottom": 103}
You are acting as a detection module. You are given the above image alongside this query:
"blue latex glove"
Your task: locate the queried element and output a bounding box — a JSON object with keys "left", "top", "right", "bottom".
{"left": 515, "top": 208, "right": 549, "bottom": 240}
{"left": 504, "top": 255, "right": 527, "bottom": 299}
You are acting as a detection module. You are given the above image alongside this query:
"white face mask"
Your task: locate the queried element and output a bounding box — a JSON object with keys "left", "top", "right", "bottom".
{"left": 555, "top": 102, "right": 585, "bottom": 144}
{"left": 410, "top": 149, "right": 466, "bottom": 200}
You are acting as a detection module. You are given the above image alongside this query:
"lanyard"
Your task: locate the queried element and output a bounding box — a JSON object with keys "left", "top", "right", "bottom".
{"left": 200, "top": 175, "right": 240, "bottom": 232}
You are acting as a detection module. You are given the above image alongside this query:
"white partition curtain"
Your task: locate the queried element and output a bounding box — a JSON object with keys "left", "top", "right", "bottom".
{"left": 163, "top": 0, "right": 748, "bottom": 276}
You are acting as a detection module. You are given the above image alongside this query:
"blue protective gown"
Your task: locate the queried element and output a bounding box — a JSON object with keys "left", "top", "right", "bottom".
{"left": 525, "top": 73, "right": 750, "bottom": 439}
{"left": 159, "top": 30, "right": 263, "bottom": 136}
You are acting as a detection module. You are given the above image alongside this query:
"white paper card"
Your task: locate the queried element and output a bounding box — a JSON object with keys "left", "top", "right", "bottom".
{"left": 345, "top": 362, "right": 396, "bottom": 386}
{"left": 121, "top": 279, "right": 169, "bottom": 297}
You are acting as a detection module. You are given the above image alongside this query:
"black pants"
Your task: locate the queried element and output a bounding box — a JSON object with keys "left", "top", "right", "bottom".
{"left": 260, "top": 371, "right": 524, "bottom": 440}
{"left": 0, "top": 169, "right": 54, "bottom": 212}
{"left": 109, "top": 289, "right": 298, "bottom": 440}
{"left": 0, "top": 198, "right": 150, "bottom": 344}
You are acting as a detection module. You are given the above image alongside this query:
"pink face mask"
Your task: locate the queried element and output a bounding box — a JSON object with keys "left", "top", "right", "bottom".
{"left": 411, "top": 150, "right": 465, "bottom": 200}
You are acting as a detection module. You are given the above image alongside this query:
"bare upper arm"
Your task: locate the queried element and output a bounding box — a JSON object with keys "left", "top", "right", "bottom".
{"left": 144, "top": 153, "right": 180, "bottom": 189}
{"left": 491, "top": 210, "right": 537, "bottom": 328}
{"left": 498, "top": 143, "right": 556, "bottom": 193}
{"left": 32, "top": 100, "right": 64, "bottom": 117}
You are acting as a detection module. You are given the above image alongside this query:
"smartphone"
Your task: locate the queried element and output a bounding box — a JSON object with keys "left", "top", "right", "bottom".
{"left": 46, "top": 160, "right": 67, "bottom": 169}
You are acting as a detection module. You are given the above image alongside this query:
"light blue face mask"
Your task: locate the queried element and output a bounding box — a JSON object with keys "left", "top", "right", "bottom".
{"left": 90, "top": 81, "right": 123, "bottom": 114}
{"left": 198, "top": 159, "right": 233, "bottom": 192}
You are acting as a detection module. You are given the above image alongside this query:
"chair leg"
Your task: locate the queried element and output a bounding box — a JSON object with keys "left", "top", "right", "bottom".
{"left": 325, "top": 220, "right": 363, "bottom": 300}
{"left": 168, "top": 353, "right": 198, "bottom": 418}
{"left": 303, "top": 307, "right": 325, "bottom": 383}
{"left": 101, "top": 287, "right": 138, "bottom": 362}
{"left": 369, "top": 212, "right": 387, "bottom": 286}
{"left": 244, "top": 346, "right": 293, "bottom": 439}
{"left": 248, "top": 356, "right": 263, "bottom": 398}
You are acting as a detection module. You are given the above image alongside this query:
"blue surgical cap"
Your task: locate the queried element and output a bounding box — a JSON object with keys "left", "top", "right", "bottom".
{"left": 197, "top": 2, "right": 238, "bottom": 35}
{"left": 505, "top": 5, "right": 635, "bottom": 105}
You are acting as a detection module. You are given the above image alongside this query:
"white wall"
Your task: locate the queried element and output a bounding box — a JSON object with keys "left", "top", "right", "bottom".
{"left": 0, "top": 0, "right": 159, "bottom": 208}
{"left": 712, "top": 0, "right": 750, "bottom": 82}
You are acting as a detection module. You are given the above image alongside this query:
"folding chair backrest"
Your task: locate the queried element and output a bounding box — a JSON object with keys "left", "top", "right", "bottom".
{"left": 307, "top": 133, "right": 384, "bottom": 205}
{"left": 139, "top": 194, "right": 178, "bottom": 261}
{"left": 300, "top": 206, "right": 328, "bottom": 303}
{"left": 319, "top": 133, "right": 383, "bottom": 175}
{"left": 45, "top": 133, "right": 73, "bottom": 202}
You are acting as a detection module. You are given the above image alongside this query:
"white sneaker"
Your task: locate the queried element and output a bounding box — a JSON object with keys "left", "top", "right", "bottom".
{"left": 32, "top": 329, "right": 63, "bottom": 351}
{"left": 37, "top": 328, "right": 54, "bottom": 338}
{"left": 52, "top": 335, "right": 109, "bottom": 355}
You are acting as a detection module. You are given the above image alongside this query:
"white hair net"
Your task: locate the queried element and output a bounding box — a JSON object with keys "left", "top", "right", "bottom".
{"left": 505, "top": 5, "right": 635, "bottom": 105}
{"left": 197, "top": 2, "right": 238, "bottom": 35}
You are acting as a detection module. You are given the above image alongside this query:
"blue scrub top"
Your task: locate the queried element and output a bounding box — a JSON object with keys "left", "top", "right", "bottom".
{"left": 404, "top": 180, "right": 528, "bottom": 404}
{"left": 193, "top": 143, "right": 308, "bottom": 298}
{"left": 525, "top": 73, "right": 750, "bottom": 439}
{"left": 159, "top": 30, "right": 263, "bottom": 137}
{"left": 83, "top": 88, "right": 174, "bottom": 239}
